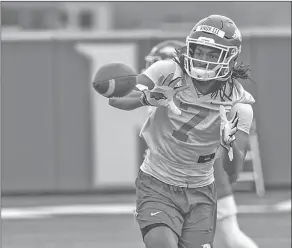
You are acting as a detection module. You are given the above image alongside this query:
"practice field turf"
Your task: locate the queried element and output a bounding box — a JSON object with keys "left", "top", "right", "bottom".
{"left": 2, "top": 190, "right": 291, "bottom": 248}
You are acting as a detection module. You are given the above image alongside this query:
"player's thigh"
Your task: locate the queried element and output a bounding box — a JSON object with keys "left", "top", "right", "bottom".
{"left": 135, "top": 170, "right": 184, "bottom": 239}
{"left": 179, "top": 183, "right": 217, "bottom": 248}
{"left": 144, "top": 225, "right": 179, "bottom": 248}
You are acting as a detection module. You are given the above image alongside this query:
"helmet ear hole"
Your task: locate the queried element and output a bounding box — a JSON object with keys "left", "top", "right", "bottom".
{"left": 232, "top": 55, "right": 239, "bottom": 67}
{"left": 229, "top": 57, "right": 238, "bottom": 71}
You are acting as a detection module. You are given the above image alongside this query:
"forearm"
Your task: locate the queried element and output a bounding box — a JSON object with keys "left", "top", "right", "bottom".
{"left": 108, "top": 90, "right": 145, "bottom": 111}
{"left": 220, "top": 103, "right": 253, "bottom": 183}
{"left": 109, "top": 73, "right": 155, "bottom": 111}
{"left": 221, "top": 140, "right": 245, "bottom": 183}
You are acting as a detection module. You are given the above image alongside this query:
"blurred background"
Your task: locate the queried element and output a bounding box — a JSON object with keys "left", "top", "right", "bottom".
{"left": 1, "top": 1, "right": 291, "bottom": 248}
{"left": 1, "top": 1, "right": 291, "bottom": 31}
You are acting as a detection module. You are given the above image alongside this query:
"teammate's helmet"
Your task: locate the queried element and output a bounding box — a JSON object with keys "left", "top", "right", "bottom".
{"left": 184, "top": 15, "right": 242, "bottom": 81}
{"left": 145, "top": 40, "right": 185, "bottom": 68}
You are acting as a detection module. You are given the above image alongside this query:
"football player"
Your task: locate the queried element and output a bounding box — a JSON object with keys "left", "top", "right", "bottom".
{"left": 143, "top": 41, "right": 259, "bottom": 248}
{"left": 109, "top": 15, "right": 256, "bottom": 248}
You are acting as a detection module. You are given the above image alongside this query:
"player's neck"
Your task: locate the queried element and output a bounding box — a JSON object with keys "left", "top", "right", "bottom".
{"left": 192, "top": 78, "right": 224, "bottom": 96}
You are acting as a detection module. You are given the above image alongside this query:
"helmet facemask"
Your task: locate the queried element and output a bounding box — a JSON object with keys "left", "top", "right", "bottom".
{"left": 184, "top": 37, "right": 240, "bottom": 81}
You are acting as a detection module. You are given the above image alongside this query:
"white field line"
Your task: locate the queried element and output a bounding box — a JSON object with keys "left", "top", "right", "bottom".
{"left": 274, "top": 199, "right": 291, "bottom": 212}
{"left": 1, "top": 204, "right": 136, "bottom": 219}
{"left": 1, "top": 200, "right": 291, "bottom": 220}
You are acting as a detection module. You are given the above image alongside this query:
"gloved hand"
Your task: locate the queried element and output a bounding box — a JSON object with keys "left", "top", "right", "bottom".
{"left": 220, "top": 105, "right": 239, "bottom": 161}
{"left": 141, "top": 73, "right": 189, "bottom": 115}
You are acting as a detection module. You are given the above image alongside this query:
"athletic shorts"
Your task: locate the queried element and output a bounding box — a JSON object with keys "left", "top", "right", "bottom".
{"left": 135, "top": 169, "right": 217, "bottom": 248}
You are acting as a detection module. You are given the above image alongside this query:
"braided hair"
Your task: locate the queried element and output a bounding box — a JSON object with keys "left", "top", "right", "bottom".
{"left": 173, "top": 46, "right": 254, "bottom": 102}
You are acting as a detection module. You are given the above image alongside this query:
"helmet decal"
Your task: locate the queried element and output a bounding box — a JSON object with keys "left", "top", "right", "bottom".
{"left": 232, "top": 28, "right": 242, "bottom": 41}
{"left": 195, "top": 25, "right": 225, "bottom": 38}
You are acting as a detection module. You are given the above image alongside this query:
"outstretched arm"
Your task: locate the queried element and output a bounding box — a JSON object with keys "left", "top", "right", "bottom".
{"left": 220, "top": 103, "right": 254, "bottom": 183}
{"left": 109, "top": 60, "right": 186, "bottom": 114}
{"left": 109, "top": 74, "right": 154, "bottom": 111}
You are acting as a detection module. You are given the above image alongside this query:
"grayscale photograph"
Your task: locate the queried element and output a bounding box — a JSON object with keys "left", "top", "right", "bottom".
{"left": 1, "top": 1, "right": 291, "bottom": 248}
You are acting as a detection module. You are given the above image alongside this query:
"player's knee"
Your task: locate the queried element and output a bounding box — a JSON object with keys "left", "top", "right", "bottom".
{"left": 143, "top": 225, "right": 178, "bottom": 248}
{"left": 226, "top": 229, "right": 259, "bottom": 248}
{"left": 216, "top": 215, "right": 239, "bottom": 245}
{"left": 217, "top": 219, "right": 258, "bottom": 248}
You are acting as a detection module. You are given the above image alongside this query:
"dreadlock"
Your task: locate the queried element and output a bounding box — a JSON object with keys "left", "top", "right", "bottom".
{"left": 232, "top": 61, "right": 255, "bottom": 83}
{"left": 173, "top": 46, "right": 255, "bottom": 102}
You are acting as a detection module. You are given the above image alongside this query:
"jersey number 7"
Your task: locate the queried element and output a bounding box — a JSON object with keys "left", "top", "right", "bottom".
{"left": 172, "top": 103, "right": 210, "bottom": 142}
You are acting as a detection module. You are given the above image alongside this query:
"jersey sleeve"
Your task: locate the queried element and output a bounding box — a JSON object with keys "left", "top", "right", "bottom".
{"left": 142, "top": 60, "right": 177, "bottom": 86}
{"left": 229, "top": 103, "right": 254, "bottom": 134}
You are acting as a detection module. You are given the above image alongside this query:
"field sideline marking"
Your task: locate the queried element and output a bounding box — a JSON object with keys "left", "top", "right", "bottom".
{"left": 1, "top": 200, "right": 290, "bottom": 220}
{"left": 274, "top": 199, "right": 291, "bottom": 212}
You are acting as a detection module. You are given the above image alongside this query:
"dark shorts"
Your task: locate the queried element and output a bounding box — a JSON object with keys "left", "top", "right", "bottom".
{"left": 135, "top": 170, "right": 217, "bottom": 248}
{"left": 213, "top": 157, "right": 233, "bottom": 200}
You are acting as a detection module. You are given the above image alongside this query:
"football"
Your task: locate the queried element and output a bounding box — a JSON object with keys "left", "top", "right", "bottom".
{"left": 92, "top": 63, "right": 137, "bottom": 98}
